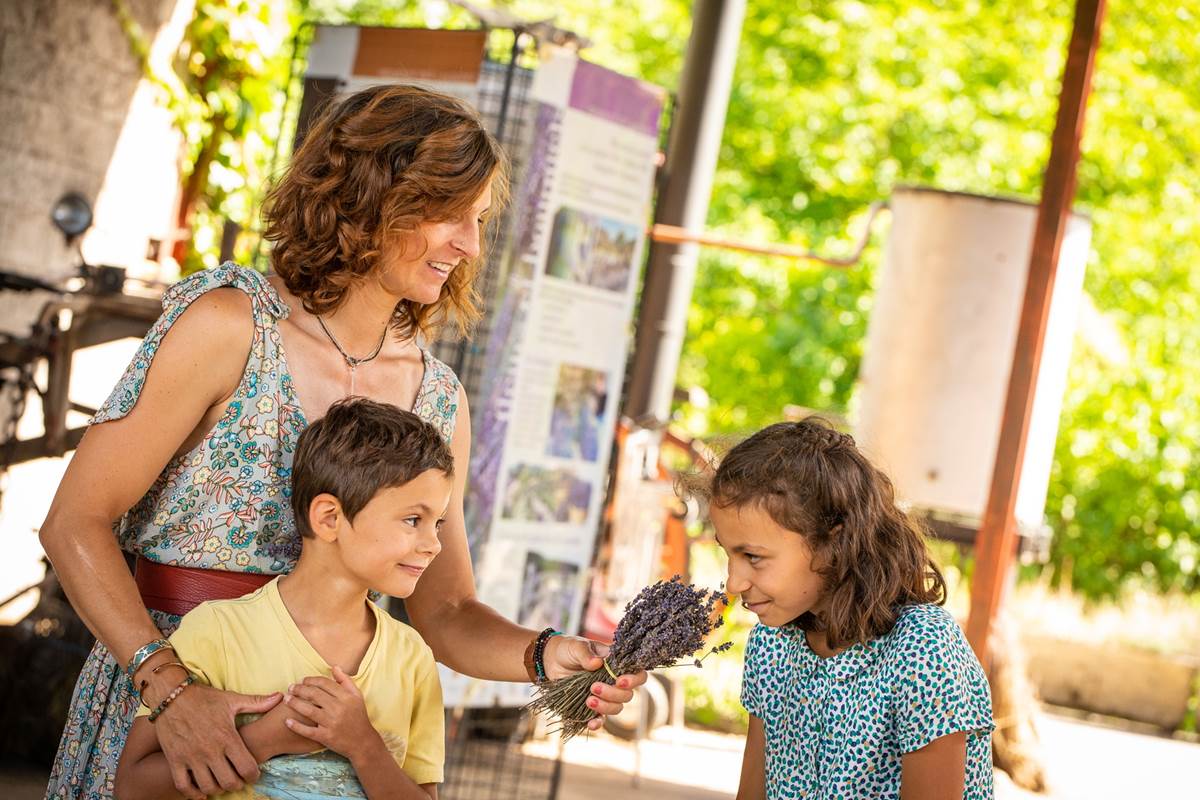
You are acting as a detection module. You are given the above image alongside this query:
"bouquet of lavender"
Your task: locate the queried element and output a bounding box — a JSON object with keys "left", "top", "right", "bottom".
{"left": 526, "top": 576, "right": 730, "bottom": 740}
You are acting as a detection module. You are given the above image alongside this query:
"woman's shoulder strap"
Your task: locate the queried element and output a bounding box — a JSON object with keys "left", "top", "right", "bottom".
{"left": 161, "top": 262, "right": 290, "bottom": 321}
{"left": 91, "top": 264, "right": 279, "bottom": 425}
{"left": 414, "top": 349, "right": 462, "bottom": 444}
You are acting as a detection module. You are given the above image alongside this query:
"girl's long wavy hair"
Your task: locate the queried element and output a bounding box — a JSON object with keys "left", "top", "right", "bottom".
{"left": 262, "top": 83, "right": 509, "bottom": 341}
{"left": 690, "top": 418, "right": 947, "bottom": 649}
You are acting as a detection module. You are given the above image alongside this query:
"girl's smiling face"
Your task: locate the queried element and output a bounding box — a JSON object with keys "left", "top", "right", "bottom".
{"left": 711, "top": 501, "right": 828, "bottom": 628}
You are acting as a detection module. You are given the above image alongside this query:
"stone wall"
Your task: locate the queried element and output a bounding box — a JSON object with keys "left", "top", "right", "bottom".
{"left": 0, "top": 0, "right": 187, "bottom": 334}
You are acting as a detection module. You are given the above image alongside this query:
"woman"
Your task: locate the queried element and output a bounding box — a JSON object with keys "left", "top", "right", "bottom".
{"left": 42, "top": 84, "right": 643, "bottom": 800}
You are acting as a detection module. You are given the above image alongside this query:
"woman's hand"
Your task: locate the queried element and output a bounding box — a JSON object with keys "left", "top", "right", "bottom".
{"left": 544, "top": 635, "right": 648, "bottom": 732}
{"left": 283, "top": 666, "right": 384, "bottom": 762}
{"left": 153, "top": 683, "right": 282, "bottom": 797}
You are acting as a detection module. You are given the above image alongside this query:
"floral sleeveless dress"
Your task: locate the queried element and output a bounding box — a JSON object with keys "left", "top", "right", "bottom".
{"left": 45, "top": 264, "right": 461, "bottom": 799}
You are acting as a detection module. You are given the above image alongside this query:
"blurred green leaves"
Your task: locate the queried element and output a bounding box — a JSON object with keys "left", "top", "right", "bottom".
{"left": 116, "top": 0, "right": 301, "bottom": 273}
{"left": 675, "top": 0, "right": 1199, "bottom": 600}
{"left": 148, "top": 0, "right": 1197, "bottom": 599}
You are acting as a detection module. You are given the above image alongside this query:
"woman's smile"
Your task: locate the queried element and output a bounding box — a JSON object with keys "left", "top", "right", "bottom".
{"left": 426, "top": 259, "right": 455, "bottom": 279}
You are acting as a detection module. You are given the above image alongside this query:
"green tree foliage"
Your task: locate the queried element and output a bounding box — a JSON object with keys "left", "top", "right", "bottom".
{"left": 674, "top": 0, "right": 1199, "bottom": 600}
{"left": 163, "top": 0, "right": 1196, "bottom": 598}
{"left": 116, "top": 0, "right": 299, "bottom": 273}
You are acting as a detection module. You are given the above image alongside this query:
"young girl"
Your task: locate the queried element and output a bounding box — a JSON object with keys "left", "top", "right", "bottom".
{"left": 700, "top": 419, "right": 994, "bottom": 800}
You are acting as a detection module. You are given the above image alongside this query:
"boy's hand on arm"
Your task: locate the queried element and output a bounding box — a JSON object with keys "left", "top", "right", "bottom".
{"left": 900, "top": 731, "right": 968, "bottom": 800}
{"left": 285, "top": 666, "right": 434, "bottom": 798}
{"left": 282, "top": 666, "right": 382, "bottom": 761}
{"left": 239, "top": 695, "right": 322, "bottom": 762}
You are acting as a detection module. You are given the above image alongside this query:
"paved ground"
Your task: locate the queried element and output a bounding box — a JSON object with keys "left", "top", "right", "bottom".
{"left": 524, "top": 724, "right": 745, "bottom": 798}
{"left": 5, "top": 711, "right": 1194, "bottom": 799}
{"left": 0, "top": 763, "right": 47, "bottom": 799}
{"left": 1033, "top": 712, "right": 1197, "bottom": 799}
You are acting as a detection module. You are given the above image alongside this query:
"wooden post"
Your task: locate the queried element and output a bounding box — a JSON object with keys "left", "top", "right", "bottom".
{"left": 966, "top": 0, "right": 1107, "bottom": 663}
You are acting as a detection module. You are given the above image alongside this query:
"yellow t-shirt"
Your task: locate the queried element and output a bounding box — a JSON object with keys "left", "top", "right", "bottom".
{"left": 137, "top": 577, "right": 443, "bottom": 798}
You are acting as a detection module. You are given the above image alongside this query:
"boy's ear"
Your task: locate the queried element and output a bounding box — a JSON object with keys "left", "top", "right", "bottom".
{"left": 308, "top": 493, "right": 344, "bottom": 542}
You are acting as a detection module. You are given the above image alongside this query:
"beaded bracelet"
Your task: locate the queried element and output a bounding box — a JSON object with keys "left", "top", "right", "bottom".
{"left": 137, "top": 661, "right": 189, "bottom": 709}
{"left": 532, "top": 628, "right": 561, "bottom": 683}
{"left": 126, "top": 638, "right": 173, "bottom": 680}
{"left": 147, "top": 673, "right": 197, "bottom": 723}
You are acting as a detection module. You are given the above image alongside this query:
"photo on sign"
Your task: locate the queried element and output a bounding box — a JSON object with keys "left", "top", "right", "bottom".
{"left": 517, "top": 551, "right": 580, "bottom": 633}
{"left": 500, "top": 464, "right": 592, "bottom": 524}
{"left": 546, "top": 363, "right": 609, "bottom": 462}
{"left": 545, "top": 206, "right": 639, "bottom": 293}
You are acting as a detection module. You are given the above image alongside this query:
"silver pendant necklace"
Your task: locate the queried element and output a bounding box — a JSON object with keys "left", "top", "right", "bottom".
{"left": 316, "top": 315, "right": 388, "bottom": 395}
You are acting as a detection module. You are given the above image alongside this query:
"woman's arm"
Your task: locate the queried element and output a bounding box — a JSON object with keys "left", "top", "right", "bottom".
{"left": 900, "top": 731, "right": 967, "bottom": 800}
{"left": 39, "top": 290, "right": 277, "bottom": 794}
{"left": 735, "top": 715, "right": 766, "bottom": 800}
{"left": 40, "top": 291, "right": 252, "bottom": 666}
{"left": 404, "top": 387, "right": 644, "bottom": 727}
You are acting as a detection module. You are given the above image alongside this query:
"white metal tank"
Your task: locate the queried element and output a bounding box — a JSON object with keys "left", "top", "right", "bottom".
{"left": 854, "top": 186, "right": 1091, "bottom": 532}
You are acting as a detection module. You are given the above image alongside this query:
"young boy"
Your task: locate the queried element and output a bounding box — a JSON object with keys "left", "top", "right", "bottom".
{"left": 117, "top": 398, "right": 453, "bottom": 799}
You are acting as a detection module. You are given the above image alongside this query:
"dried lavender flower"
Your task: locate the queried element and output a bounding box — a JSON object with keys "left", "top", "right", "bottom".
{"left": 525, "top": 576, "right": 728, "bottom": 740}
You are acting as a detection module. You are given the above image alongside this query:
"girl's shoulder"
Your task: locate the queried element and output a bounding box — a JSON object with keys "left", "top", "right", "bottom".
{"left": 890, "top": 602, "right": 961, "bottom": 637}
{"left": 877, "top": 603, "right": 977, "bottom": 673}
{"left": 881, "top": 604, "right": 994, "bottom": 756}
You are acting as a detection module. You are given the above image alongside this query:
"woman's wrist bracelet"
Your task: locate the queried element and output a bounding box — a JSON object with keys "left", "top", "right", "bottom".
{"left": 137, "top": 661, "right": 189, "bottom": 709}
{"left": 523, "top": 637, "right": 539, "bottom": 683}
{"left": 532, "top": 628, "right": 561, "bottom": 684}
{"left": 126, "top": 638, "right": 173, "bottom": 680}
{"left": 147, "top": 673, "right": 197, "bottom": 723}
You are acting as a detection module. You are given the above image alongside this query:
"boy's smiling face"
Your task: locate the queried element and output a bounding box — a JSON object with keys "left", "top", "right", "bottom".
{"left": 711, "top": 502, "right": 828, "bottom": 628}
{"left": 319, "top": 469, "right": 453, "bottom": 598}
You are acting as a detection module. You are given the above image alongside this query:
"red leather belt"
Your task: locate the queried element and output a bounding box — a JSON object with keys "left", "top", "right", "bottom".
{"left": 135, "top": 556, "right": 274, "bottom": 616}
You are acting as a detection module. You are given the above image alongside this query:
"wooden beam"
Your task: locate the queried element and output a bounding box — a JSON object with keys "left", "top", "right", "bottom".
{"left": 966, "top": 0, "right": 1107, "bottom": 663}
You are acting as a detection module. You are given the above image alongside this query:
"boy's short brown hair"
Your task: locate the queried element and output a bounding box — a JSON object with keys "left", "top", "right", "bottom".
{"left": 291, "top": 398, "right": 455, "bottom": 537}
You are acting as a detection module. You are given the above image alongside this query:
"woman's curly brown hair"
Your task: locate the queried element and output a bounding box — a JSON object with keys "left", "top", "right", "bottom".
{"left": 262, "top": 83, "right": 509, "bottom": 341}
{"left": 686, "top": 418, "right": 947, "bottom": 649}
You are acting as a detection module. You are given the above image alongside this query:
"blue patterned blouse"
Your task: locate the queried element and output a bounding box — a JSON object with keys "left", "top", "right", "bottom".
{"left": 741, "top": 603, "right": 994, "bottom": 799}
